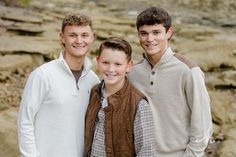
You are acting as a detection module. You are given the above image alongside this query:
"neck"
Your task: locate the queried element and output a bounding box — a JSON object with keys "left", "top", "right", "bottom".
{"left": 147, "top": 53, "right": 163, "bottom": 66}
{"left": 146, "top": 47, "right": 168, "bottom": 66}
{"left": 104, "top": 78, "right": 126, "bottom": 98}
{"left": 64, "top": 53, "right": 85, "bottom": 70}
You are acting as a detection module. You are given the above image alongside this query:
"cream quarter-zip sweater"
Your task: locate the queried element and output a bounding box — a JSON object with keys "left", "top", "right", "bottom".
{"left": 128, "top": 47, "right": 212, "bottom": 157}
{"left": 18, "top": 52, "right": 100, "bottom": 157}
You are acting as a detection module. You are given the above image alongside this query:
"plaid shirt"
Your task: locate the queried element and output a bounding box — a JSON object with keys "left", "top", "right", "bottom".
{"left": 90, "top": 98, "right": 157, "bottom": 157}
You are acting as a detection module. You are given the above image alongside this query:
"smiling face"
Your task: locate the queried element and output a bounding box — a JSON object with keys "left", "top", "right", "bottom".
{"left": 97, "top": 48, "right": 132, "bottom": 90}
{"left": 60, "top": 25, "right": 94, "bottom": 59}
{"left": 138, "top": 24, "right": 173, "bottom": 65}
{"left": 136, "top": 7, "right": 173, "bottom": 65}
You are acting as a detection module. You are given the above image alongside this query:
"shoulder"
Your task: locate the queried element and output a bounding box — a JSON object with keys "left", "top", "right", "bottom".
{"left": 129, "top": 59, "right": 147, "bottom": 78}
{"left": 91, "top": 83, "right": 99, "bottom": 90}
{"left": 88, "top": 69, "right": 99, "bottom": 78}
{"left": 136, "top": 99, "right": 152, "bottom": 118}
{"left": 173, "top": 53, "right": 205, "bottom": 76}
{"left": 137, "top": 98, "right": 149, "bottom": 107}
{"left": 28, "top": 63, "right": 48, "bottom": 79}
{"left": 91, "top": 81, "right": 102, "bottom": 93}
{"left": 132, "top": 59, "right": 145, "bottom": 68}
{"left": 33, "top": 59, "right": 59, "bottom": 76}
{"left": 32, "top": 59, "right": 58, "bottom": 76}
{"left": 86, "top": 70, "right": 100, "bottom": 82}
{"left": 128, "top": 81, "right": 148, "bottom": 100}
{"left": 40, "top": 59, "right": 58, "bottom": 68}
{"left": 173, "top": 53, "right": 198, "bottom": 69}
{"left": 129, "top": 82, "right": 143, "bottom": 94}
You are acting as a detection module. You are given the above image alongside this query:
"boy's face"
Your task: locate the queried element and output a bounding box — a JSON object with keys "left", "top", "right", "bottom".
{"left": 60, "top": 25, "right": 94, "bottom": 59}
{"left": 97, "top": 48, "right": 132, "bottom": 88}
{"left": 138, "top": 24, "right": 172, "bottom": 58}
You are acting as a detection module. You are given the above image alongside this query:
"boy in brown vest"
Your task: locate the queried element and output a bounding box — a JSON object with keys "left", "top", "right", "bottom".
{"left": 84, "top": 37, "right": 157, "bottom": 157}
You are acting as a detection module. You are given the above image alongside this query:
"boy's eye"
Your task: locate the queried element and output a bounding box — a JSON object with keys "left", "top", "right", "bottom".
{"left": 81, "top": 33, "right": 89, "bottom": 38}
{"left": 139, "top": 32, "right": 148, "bottom": 36}
{"left": 115, "top": 63, "right": 122, "bottom": 66}
{"left": 102, "top": 61, "right": 109, "bottom": 64}
{"left": 69, "top": 34, "right": 77, "bottom": 38}
{"left": 153, "top": 31, "right": 160, "bottom": 35}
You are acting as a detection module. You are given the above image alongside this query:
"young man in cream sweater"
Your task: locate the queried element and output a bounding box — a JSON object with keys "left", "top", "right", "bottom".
{"left": 128, "top": 7, "right": 212, "bottom": 157}
{"left": 18, "top": 13, "right": 99, "bottom": 157}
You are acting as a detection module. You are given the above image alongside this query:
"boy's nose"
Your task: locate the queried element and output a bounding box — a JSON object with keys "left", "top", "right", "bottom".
{"left": 75, "top": 36, "right": 82, "bottom": 43}
{"left": 147, "top": 34, "right": 154, "bottom": 42}
{"left": 108, "top": 65, "right": 115, "bottom": 71}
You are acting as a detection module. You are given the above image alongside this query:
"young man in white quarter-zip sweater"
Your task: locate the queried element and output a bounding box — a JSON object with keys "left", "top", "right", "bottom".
{"left": 128, "top": 7, "right": 213, "bottom": 157}
{"left": 17, "top": 13, "right": 100, "bottom": 157}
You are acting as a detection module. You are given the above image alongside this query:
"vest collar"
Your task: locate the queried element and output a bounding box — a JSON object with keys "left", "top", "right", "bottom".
{"left": 95, "top": 78, "right": 130, "bottom": 106}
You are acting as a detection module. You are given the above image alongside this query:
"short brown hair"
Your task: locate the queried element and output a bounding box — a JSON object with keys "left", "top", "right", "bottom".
{"left": 98, "top": 37, "right": 132, "bottom": 61}
{"left": 136, "top": 7, "right": 171, "bottom": 32}
{"left": 61, "top": 12, "right": 92, "bottom": 32}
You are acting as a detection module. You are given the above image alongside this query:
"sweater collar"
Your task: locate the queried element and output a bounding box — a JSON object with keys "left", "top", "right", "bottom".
{"left": 58, "top": 51, "right": 93, "bottom": 77}
{"left": 143, "top": 47, "right": 174, "bottom": 69}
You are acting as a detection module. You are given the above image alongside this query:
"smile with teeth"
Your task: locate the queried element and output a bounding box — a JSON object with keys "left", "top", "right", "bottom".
{"left": 73, "top": 45, "right": 85, "bottom": 49}
{"left": 146, "top": 44, "right": 157, "bottom": 49}
{"left": 105, "top": 73, "right": 117, "bottom": 79}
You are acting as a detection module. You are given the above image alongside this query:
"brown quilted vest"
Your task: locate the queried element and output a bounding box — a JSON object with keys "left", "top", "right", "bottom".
{"left": 84, "top": 78, "right": 147, "bottom": 157}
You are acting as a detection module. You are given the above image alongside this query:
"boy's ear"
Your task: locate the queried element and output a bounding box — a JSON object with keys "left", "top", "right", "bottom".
{"left": 93, "top": 32, "right": 97, "bottom": 40}
{"left": 126, "top": 60, "right": 133, "bottom": 73}
{"left": 130, "top": 60, "right": 133, "bottom": 66}
{"left": 167, "top": 26, "right": 173, "bottom": 40}
{"left": 96, "top": 56, "right": 100, "bottom": 63}
{"left": 60, "top": 31, "right": 65, "bottom": 44}
{"left": 91, "top": 32, "right": 95, "bottom": 43}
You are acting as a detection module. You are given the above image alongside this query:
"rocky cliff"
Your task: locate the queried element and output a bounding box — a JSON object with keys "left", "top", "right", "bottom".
{"left": 0, "top": 0, "right": 236, "bottom": 157}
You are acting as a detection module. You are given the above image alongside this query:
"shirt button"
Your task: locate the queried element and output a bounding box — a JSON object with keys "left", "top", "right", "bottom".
{"left": 150, "top": 81, "right": 153, "bottom": 85}
{"left": 152, "top": 71, "right": 155, "bottom": 75}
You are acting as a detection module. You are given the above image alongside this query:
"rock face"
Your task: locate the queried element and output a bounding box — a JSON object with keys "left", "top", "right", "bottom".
{"left": 0, "top": 0, "right": 235, "bottom": 157}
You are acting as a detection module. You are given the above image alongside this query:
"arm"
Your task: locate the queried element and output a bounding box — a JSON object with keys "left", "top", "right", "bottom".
{"left": 183, "top": 67, "right": 213, "bottom": 157}
{"left": 17, "top": 69, "right": 48, "bottom": 157}
{"left": 134, "top": 99, "right": 157, "bottom": 157}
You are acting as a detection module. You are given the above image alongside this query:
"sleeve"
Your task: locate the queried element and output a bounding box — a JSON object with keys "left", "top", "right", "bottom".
{"left": 134, "top": 99, "right": 157, "bottom": 157}
{"left": 17, "top": 69, "right": 48, "bottom": 157}
{"left": 183, "top": 67, "right": 213, "bottom": 157}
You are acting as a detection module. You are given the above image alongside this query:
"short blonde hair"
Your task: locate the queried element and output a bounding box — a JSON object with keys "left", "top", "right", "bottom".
{"left": 61, "top": 13, "right": 92, "bottom": 32}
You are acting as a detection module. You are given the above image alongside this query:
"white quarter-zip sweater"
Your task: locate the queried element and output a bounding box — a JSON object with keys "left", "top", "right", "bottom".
{"left": 18, "top": 52, "right": 100, "bottom": 157}
{"left": 128, "top": 47, "right": 212, "bottom": 157}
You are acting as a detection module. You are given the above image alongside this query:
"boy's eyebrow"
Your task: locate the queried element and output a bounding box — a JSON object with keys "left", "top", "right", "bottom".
{"left": 67, "top": 31, "right": 77, "bottom": 34}
{"left": 67, "top": 32, "right": 90, "bottom": 35}
{"left": 139, "top": 29, "right": 161, "bottom": 32}
{"left": 139, "top": 30, "right": 148, "bottom": 33}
